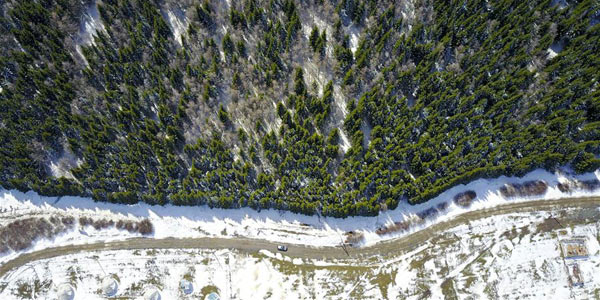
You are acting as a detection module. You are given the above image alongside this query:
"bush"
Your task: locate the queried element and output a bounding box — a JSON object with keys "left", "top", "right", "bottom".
{"left": 453, "top": 191, "right": 477, "bottom": 208}
{"left": 499, "top": 180, "right": 548, "bottom": 199}
{"left": 137, "top": 219, "right": 154, "bottom": 235}
{"left": 79, "top": 216, "right": 93, "bottom": 227}
{"left": 0, "top": 218, "right": 55, "bottom": 252}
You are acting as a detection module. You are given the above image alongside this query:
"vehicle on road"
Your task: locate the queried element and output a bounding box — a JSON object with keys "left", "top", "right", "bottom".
{"left": 277, "top": 245, "right": 288, "bottom": 252}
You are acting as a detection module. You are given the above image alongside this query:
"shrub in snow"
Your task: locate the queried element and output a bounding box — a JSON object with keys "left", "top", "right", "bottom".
{"left": 500, "top": 180, "right": 548, "bottom": 199}
{"left": 453, "top": 191, "right": 477, "bottom": 208}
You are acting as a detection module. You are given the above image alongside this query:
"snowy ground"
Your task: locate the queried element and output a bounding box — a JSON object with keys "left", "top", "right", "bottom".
{"left": 74, "top": 0, "right": 104, "bottom": 64}
{"left": 386, "top": 207, "right": 600, "bottom": 299}
{"left": 547, "top": 41, "right": 564, "bottom": 59}
{"left": 161, "top": 6, "right": 189, "bottom": 46}
{"left": 1, "top": 168, "right": 599, "bottom": 266}
{"left": 1, "top": 205, "right": 599, "bottom": 299}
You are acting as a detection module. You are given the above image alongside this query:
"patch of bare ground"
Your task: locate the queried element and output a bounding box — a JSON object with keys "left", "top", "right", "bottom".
{"left": 375, "top": 216, "right": 422, "bottom": 236}
{"left": 377, "top": 197, "right": 456, "bottom": 236}
{"left": 536, "top": 217, "right": 563, "bottom": 233}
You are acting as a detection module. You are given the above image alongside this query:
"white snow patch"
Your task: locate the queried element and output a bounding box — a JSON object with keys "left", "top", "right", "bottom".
{"left": 47, "top": 148, "right": 81, "bottom": 180}
{"left": 302, "top": 61, "right": 328, "bottom": 94}
{"left": 339, "top": 130, "right": 351, "bottom": 152}
{"left": 77, "top": 1, "right": 105, "bottom": 46}
{"left": 49, "top": 161, "right": 71, "bottom": 179}
{"left": 547, "top": 41, "right": 564, "bottom": 59}
{"left": 348, "top": 26, "right": 360, "bottom": 53}
{"left": 551, "top": 0, "right": 569, "bottom": 9}
{"left": 333, "top": 85, "right": 347, "bottom": 116}
{"left": 74, "top": 1, "right": 105, "bottom": 65}
{"left": 332, "top": 85, "right": 351, "bottom": 152}
{"left": 161, "top": 7, "right": 189, "bottom": 46}
{"left": 399, "top": 0, "right": 416, "bottom": 32}
{"left": 361, "top": 121, "right": 372, "bottom": 148}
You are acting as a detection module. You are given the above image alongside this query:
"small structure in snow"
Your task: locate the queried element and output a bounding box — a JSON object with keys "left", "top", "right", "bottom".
{"left": 562, "top": 239, "right": 589, "bottom": 259}
{"left": 101, "top": 276, "right": 118, "bottom": 297}
{"left": 180, "top": 279, "right": 193, "bottom": 295}
{"left": 144, "top": 287, "right": 161, "bottom": 300}
{"left": 56, "top": 283, "right": 75, "bottom": 300}
{"left": 205, "top": 292, "right": 220, "bottom": 300}
{"left": 567, "top": 262, "right": 585, "bottom": 287}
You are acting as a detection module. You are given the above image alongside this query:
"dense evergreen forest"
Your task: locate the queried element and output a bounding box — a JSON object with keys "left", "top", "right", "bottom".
{"left": 0, "top": 0, "right": 599, "bottom": 217}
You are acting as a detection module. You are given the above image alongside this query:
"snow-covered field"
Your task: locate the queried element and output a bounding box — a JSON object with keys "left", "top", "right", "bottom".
{"left": 388, "top": 208, "right": 600, "bottom": 299}
{"left": 1, "top": 168, "right": 599, "bottom": 265}
{"left": 2, "top": 205, "right": 599, "bottom": 299}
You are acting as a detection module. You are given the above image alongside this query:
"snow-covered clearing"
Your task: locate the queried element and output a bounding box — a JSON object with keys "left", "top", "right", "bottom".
{"left": 2, "top": 204, "right": 600, "bottom": 299}
{"left": 0, "top": 168, "right": 599, "bottom": 265}
{"left": 338, "top": 129, "right": 351, "bottom": 152}
{"left": 0, "top": 247, "right": 370, "bottom": 300}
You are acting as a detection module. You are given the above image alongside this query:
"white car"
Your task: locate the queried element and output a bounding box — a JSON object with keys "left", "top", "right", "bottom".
{"left": 277, "top": 245, "right": 288, "bottom": 252}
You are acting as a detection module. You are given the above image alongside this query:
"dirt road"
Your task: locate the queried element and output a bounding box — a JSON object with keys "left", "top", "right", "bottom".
{"left": 1, "top": 196, "right": 599, "bottom": 279}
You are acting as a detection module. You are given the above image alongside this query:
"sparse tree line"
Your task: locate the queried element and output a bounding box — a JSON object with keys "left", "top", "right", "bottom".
{"left": 0, "top": 0, "right": 598, "bottom": 217}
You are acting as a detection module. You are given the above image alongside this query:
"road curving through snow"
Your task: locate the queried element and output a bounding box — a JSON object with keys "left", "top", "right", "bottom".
{"left": 2, "top": 195, "right": 599, "bottom": 280}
